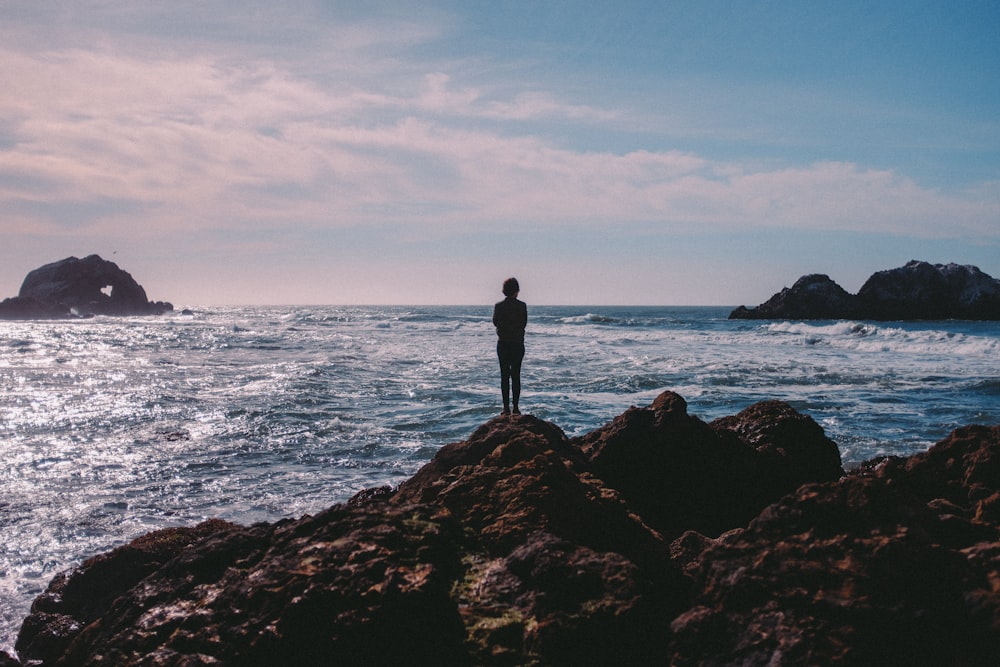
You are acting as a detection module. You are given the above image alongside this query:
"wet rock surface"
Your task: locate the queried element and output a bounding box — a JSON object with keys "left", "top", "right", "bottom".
{"left": 13, "top": 393, "right": 1000, "bottom": 665}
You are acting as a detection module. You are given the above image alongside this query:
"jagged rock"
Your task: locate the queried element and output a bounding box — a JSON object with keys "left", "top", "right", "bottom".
{"left": 15, "top": 406, "right": 693, "bottom": 666}
{"left": 15, "top": 520, "right": 235, "bottom": 665}
{"left": 730, "top": 273, "right": 860, "bottom": 320}
{"left": 731, "top": 260, "right": 1000, "bottom": 320}
{"left": 0, "top": 255, "right": 172, "bottom": 319}
{"left": 11, "top": 395, "right": 1000, "bottom": 666}
{"left": 669, "top": 424, "right": 1000, "bottom": 666}
{"left": 572, "top": 392, "right": 844, "bottom": 540}
{"left": 857, "top": 261, "right": 1000, "bottom": 320}
{"left": 710, "top": 399, "right": 846, "bottom": 495}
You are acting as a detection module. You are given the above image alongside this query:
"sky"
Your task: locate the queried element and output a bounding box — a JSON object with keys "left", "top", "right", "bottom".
{"left": 1, "top": 1, "right": 998, "bottom": 306}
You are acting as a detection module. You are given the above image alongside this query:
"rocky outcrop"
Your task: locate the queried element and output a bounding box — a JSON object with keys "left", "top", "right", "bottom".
{"left": 731, "top": 260, "right": 1000, "bottom": 320}
{"left": 572, "top": 392, "right": 844, "bottom": 540}
{"left": 857, "top": 261, "right": 1000, "bottom": 320}
{"left": 11, "top": 393, "right": 1000, "bottom": 665}
{"left": 670, "top": 424, "right": 1000, "bottom": 665}
{"left": 730, "top": 273, "right": 861, "bottom": 321}
{"left": 0, "top": 255, "right": 172, "bottom": 319}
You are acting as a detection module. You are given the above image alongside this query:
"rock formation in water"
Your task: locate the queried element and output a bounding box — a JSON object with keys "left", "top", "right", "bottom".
{"left": 0, "top": 255, "right": 172, "bottom": 319}
{"left": 730, "top": 260, "right": 1000, "bottom": 320}
{"left": 10, "top": 392, "right": 999, "bottom": 665}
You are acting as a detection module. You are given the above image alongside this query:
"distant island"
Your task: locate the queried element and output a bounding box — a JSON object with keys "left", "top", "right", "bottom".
{"left": 0, "top": 254, "right": 172, "bottom": 319}
{"left": 730, "top": 260, "right": 1000, "bottom": 320}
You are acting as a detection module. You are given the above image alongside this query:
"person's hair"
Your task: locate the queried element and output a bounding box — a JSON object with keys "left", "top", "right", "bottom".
{"left": 502, "top": 277, "right": 520, "bottom": 297}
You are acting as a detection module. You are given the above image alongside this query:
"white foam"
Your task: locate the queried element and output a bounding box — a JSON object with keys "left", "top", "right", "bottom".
{"left": 764, "top": 320, "right": 998, "bottom": 357}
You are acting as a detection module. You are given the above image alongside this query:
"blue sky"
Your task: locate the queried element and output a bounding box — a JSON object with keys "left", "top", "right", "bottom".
{"left": 1, "top": 1, "right": 997, "bottom": 305}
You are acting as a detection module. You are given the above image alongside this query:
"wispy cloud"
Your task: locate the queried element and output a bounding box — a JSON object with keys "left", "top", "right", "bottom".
{"left": 3, "top": 37, "right": 997, "bottom": 245}
{"left": 0, "top": 1, "right": 997, "bottom": 305}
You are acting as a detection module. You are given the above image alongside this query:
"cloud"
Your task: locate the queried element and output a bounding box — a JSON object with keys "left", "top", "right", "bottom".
{"left": 0, "top": 15, "right": 997, "bottom": 255}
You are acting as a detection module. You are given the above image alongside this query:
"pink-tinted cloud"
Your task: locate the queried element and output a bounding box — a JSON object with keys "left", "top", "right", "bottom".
{"left": 0, "top": 1, "right": 997, "bottom": 305}
{"left": 3, "top": 42, "right": 996, "bottom": 249}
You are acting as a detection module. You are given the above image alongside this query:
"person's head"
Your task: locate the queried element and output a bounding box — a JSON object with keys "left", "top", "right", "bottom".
{"left": 502, "top": 277, "right": 520, "bottom": 297}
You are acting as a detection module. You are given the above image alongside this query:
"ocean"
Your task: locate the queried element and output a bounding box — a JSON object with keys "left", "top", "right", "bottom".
{"left": 1, "top": 305, "right": 998, "bottom": 653}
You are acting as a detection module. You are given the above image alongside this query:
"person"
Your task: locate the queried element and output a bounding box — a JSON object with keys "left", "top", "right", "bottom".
{"left": 492, "top": 277, "right": 527, "bottom": 416}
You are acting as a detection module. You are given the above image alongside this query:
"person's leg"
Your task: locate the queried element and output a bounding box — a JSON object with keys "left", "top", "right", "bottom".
{"left": 497, "top": 343, "right": 511, "bottom": 414}
{"left": 500, "top": 363, "right": 511, "bottom": 413}
{"left": 510, "top": 342, "right": 524, "bottom": 413}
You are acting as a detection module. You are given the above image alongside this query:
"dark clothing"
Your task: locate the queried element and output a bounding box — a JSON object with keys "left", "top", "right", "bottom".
{"left": 497, "top": 341, "right": 524, "bottom": 411}
{"left": 493, "top": 296, "right": 527, "bottom": 412}
{"left": 492, "top": 297, "right": 527, "bottom": 342}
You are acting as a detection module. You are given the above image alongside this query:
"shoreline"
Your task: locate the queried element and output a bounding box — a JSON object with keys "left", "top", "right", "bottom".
{"left": 8, "top": 391, "right": 999, "bottom": 665}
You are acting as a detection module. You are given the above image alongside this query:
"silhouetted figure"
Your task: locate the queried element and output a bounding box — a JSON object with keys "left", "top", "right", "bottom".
{"left": 492, "top": 277, "right": 527, "bottom": 415}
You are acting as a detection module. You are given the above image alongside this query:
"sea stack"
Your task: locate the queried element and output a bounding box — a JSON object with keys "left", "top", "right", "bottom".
{"left": 730, "top": 260, "right": 1000, "bottom": 320}
{"left": 0, "top": 255, "right": 173, "bottom": 319}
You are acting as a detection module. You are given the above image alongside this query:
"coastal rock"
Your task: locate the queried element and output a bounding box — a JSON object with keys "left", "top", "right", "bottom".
{"left": 670, "top": 424, "right": 1000, "bottom": 665}
{"left": 710, "top": 399, "right": 846, "bottom": 494}
{"left": 16, "top": 406, "right": 694, "bottom": 666}
{"left": 15, "top": 521, "right": 236, "bottom": 665}
{"left": 729, "top": 273, "right": 860, "bottom": 321}
{"left": 572, "top": 392, "right": 844, "bottom": 540}
{"left": 857, "top": 261, "right": 1000, "bottom": 320}
{"left": 393, "top": 414, "right": 689, "bottom": 663}
{"left": 12, "top": 394, "right": 1000, "bottom": 665}
{"left": 730, "top": 260, "right": 1000, "bottom": 320}
{"left": 0, "top": 255, "right": 172, "bottom": 319}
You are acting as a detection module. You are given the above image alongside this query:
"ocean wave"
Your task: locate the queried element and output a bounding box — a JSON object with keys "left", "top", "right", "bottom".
{"left": 765, "top": 320, "right": 879, "bottom": 338}
{"left": 854, "top": 329, "right": 997, "bottom": 356}
{"left": 968, "top": 379, "right": 1000, "bottom": 395}
{"left": 763, "top": 320, "right": 998, "bottom": 357}
{"left": 552, "top": 313, "right": 690, "bottom": 329}
{"left": 559, "top": 313, "right": 622, "bottom": 325}
{"left": 1, "top": 305, "right": 997, "bottom": 655}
